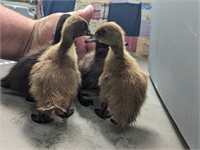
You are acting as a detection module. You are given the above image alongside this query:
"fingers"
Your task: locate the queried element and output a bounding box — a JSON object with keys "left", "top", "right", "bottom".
{"left": 69, "top": 5, "right": 94, "bottom": 22}
{"left": 86, "top": 42, "right": 96, "bottom": 52}
{"left": 29, "top": 5, "right": 95, "bottom": 59}
{"left": 75, "top": 36, "right": 96, "bottom": 60}
{"left": 75, "top": 37, "right": 88, "bottom": 60}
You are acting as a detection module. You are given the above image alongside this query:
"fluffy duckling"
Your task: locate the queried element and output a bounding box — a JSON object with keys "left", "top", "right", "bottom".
{"left": 77, "top": 42, "right": 109, "bottom": 106}
{"left": 80, "top": 40, "right": 129, "bottom": 93}
{"left": 85, "top": 22, "right": 148, "bottom": 128}
{"left": 29, "top": 15, "right": 91, "bottom": 123}
{"left": 79, "top": 42, "right": 109, "bottom": 90}
{"left": 1, "top": 14, "right": 71, "bottom": 102}
{"left": 79, "top": 41, "right": 129, "bottom": 92}
{"left": 1, "top": 49, "right": 45, "bottom": 101}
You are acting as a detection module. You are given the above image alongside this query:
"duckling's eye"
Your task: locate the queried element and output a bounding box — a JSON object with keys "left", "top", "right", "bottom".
{"left": 82, "top": 23, "right": 87, "bottom": 30}
{"left": 100, "top": 29, "right": 107, "bottom": 35}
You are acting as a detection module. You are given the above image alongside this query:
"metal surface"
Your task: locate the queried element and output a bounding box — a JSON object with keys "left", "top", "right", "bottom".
{"left": 148, "top": 1, "right": 200, "bottom": 149}
{"left": 0, "top": 0, "right": 37, "bottom": 19}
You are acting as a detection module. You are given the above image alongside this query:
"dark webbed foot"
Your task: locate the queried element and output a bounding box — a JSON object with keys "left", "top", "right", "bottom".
{"left": 81, "top": 98, "right": 93, "bottom": 107}
{"left": 25, "top": 95, "right": 35, "bottom": 102}
{"left": 31, "top": 112, "right": 54, "bottom": 123}
{"left": 94, "top": 108, "right": 101, "bottom": 118}
{"left": 1, "top": 78, "right": 10, "bottom": 88}
{"left": 104, "top": 110, "right": 112, "bottom": 118}
{"left": 77, "top": 91, "right": 93, "bottom": 107}
{"left": 94, "top": 102, "right": 111, "bottom": 119}
{"left": 57, "top": 109, "right": 74, "bottom": 119}
{"left": 110, "top": 118, "right": 118, "bottom": 125}
{"left": 94, "top": 109, "right": 111, "bottom": 119}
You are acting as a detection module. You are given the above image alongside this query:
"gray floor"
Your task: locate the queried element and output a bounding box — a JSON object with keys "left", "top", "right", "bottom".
{"left": 0, "top": 58, "right": 187, "bottom": 150}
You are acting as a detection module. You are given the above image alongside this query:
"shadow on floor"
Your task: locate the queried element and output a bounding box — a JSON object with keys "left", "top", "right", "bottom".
{"left": 1, "top": 88, "right": 34, "bottom": 112}
{"left": 74, "top": 97, "right": 159, "bottom": 149}
{"left": 1, "top": 88, "right": 159, "bottom": 149}
{"left": 23, "top": 119, "right": 70, "bottom": 149}
{"left": 1, "top": 88, "right": 71, "bottom": 149}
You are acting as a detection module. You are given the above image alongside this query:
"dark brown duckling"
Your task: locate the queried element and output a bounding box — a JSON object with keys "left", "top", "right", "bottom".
{"left": 78, "top": 40, "right": 128, "bottom": 106}
{"left": 29, "top": 15, "right": 91, "bottom": 123}
{"left": 0, "top": 14, "right": 71, "bottom": 102}
{"left": 77, "top": 42, "right": 109, "bottom": 106}
{"left": 79, "top": 42, "right": 109, "bottom": 90}
{"left": 85, "top": 22, "right": 148, "bottom": 128}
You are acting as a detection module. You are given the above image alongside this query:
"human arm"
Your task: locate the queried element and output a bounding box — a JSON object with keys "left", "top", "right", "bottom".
{"left": 0, "top": 5, "right": 95, "bottom": 60}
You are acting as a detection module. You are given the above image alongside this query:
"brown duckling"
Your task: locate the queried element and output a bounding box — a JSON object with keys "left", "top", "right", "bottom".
{"left": 78, "top": 40, "right": 128, "bottom": 106}
{"left": 0, "top": 14, "right": 71, "bottom": 102}
{"left": 29, "top": 15, "right": 91, "bottom": 123}
{"left": 85, "top": 22, "right": 148, "bottom": 128}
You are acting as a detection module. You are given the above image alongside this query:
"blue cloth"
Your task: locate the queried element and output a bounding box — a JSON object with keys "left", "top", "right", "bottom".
{"left": 43, "top": 0, "right": 75, "bottom": 16}
{"left": 108, "top": 3, "right": 141, "bottom": 36}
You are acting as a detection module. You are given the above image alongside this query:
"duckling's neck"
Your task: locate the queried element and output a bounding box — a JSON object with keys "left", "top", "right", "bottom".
{"left": 58, "top": 31, "right": 77, "bottom": 59}
{"left": 94, "top": 42, "right": 109, "bottom": 59}
{"left": 110, "top": 45, "right": 124, "bottom": 58}
{"left": 59, "top": 35, "right": 74, "bottom": 55}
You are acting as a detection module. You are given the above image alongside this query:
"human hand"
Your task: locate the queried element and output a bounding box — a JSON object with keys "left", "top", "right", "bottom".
{"left": 30, "top": 5, "right": 95, "bottom": 60}
{"left": 0, "top": 5, "right": 95, "bottom": 60}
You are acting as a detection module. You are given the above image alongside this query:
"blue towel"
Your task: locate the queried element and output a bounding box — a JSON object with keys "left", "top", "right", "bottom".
{"left": 108, "top": 3, "right": 141, "bottom": 36}
{"left": 43, "top": 0, "right": 75, "bottom": 16}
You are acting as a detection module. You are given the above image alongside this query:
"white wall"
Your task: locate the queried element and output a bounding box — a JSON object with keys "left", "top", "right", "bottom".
{"left": 148, "top": 0, "right": 200, "bottom": 149}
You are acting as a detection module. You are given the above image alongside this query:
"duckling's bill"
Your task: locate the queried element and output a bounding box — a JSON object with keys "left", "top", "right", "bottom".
{"left": 84, "top": 34, "right": 98, "bottom": 43}
{"left": 86, "top": 30, "right": 93, "bottom": 36}
{"left": 85, "top": 34, "right": 129, "bottom": 46}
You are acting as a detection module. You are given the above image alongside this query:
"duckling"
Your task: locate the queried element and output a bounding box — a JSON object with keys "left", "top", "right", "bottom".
{"left": 78, "top": 40, "right": 128, "bottom": 105}
{"left": 77, "top": 41, "right": 109, "bottom": 106}
{"left": 1, "top": 14, "right": 71, "bottom": 102}
{"left": 29, "top": 15, "right": 92, "bottom": 123}
{"left": 1, "top": 49, "right": 46, "bottom": 102}
{"left": 85, "top": 22, "right": 148, "bottom": 128}
{"left": 79, "top": 42, "right": 109, "bottom": 90}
